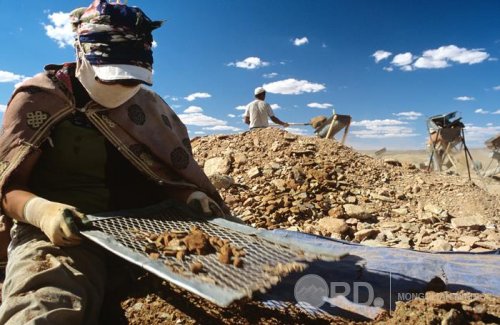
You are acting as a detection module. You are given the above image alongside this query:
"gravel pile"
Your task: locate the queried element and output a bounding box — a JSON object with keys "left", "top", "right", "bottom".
{"left": 191, "top": 128, "right": 500, "bottom": 252}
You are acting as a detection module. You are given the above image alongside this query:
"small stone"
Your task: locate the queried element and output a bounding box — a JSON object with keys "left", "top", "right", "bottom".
{"left": 247, "top": 167, "right": 261, "bottom": 178}
{"left": 458, "top": 236, "right": 479, "bottom": 247}
{"left": 451, "top": 215, "right": 487, "bottom": 229}
{"left": 429, "top": 239, "right": 452, "bottom": 252}
{"left": 203, "top": 157, "right": 231, "bottom": 176}
{"left": 423, "top": 203, "right": 444, "bottom": 215}
{"left": 384, "top": 158, "right": 402, "bottom": 166}
{"left": 328, "top": 206, "right": 343, "bottom": 218}
{"left": 453, "top": 245, "right": 471, "bottom": 252}
{"left": 361, "top": 239, "right": 387, "bottom": 247}
{"left": 342, "top": 204, "right": 373, "bottom": 220}
{"left": 474, "top": 241, "right": 497, "bottom": 250}
{"left": 208, "top": 173, "right": 234, "bottom": 190}
{"left": 354, "top": 229, "right": 380, "bottom": 242}
{"left": 317, "top": 217, "right": 350, "bottom": 235}
{"left": 392, "top": 208, "right": 408, "bottom": 216}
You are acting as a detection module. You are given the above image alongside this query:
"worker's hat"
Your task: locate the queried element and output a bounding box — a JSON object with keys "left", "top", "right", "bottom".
{"left": 254, "top": 87, "right": 266, "bottom": 95}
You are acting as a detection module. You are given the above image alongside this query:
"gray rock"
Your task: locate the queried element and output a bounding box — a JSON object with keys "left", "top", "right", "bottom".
{"left": 204, "top": 157, "right": 231, "bottom": 176}
{"left": 354, "top": 229, "right": 380, "bottom": 241}
{"left": 317, "top": 217, "right": 350, "bottom": 235}
{"left": 451, "top": 215, "right": 487, "bottom": 229}
{"left": 208, "top": 173, "right": 234, "bottom": 190}
{"left": 429, "top": 239, "right": 452, "bottom": 252}
{"left": 343, "top": 204, "right": 373, "bottom": 220}
{"left": 247, "top": 167, "right": 261, "bottom": 178}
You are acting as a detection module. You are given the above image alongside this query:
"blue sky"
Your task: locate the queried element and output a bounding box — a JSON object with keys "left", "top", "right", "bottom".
{"left": 0, "top": 0, "right": 499, "bottom": 149}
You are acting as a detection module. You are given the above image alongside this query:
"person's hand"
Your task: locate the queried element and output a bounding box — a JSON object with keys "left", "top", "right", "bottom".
{"left": 186, "top": 191, "right": 224, "bottom": 216}
{"left": 23, "top": 197, "right": 86, "bottom": 246}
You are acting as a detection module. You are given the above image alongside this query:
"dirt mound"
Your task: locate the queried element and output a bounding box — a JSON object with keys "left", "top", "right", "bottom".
{"left": 375, "top": 291, "right": 500, "bottom": 324}
{"left": 191, "top": 128, "right": 499, "bottom": 252}
{"left": 116, "top": 275, "right": 350, "bottom": 325}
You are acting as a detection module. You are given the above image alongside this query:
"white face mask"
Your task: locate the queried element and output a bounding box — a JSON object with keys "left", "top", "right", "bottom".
{"left": 75, "top": 53, "right": 141, "bottom": 109}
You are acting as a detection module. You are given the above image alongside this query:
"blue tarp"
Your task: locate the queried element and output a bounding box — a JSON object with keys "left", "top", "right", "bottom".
{"left": 256, "top": 229, "right": 500, "bottom": 320}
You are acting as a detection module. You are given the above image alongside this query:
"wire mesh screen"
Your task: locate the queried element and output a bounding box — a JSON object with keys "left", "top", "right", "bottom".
{"left": 83, "top": 201, "right": 308, "bottom": 306}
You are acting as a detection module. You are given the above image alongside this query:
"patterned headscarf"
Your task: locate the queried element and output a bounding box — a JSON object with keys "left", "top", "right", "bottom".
{"left": 70, "top": 0, "right": 163, "bottom": 85}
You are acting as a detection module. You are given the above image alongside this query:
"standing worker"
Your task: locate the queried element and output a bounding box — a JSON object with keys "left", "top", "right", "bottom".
{"left": 0, "top": 0, "right": 229, "bottom": 323}
{"left": 244, "top": 87, "right": 289, "bottom": 129}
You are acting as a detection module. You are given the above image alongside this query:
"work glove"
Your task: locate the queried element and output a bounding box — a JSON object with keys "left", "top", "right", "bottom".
{"left": 23, "top": 197, "right": 85, "bottom": 246}
{"left": 186, "top": 191, "right": 224, "bottom": 217}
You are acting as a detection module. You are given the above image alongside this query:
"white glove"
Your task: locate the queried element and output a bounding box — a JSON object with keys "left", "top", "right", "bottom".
{"left": 23, "top": 197, "right": 85, "bottom": 246}
{"left": 186, "top": 191, "right": 224, "bottom": 216}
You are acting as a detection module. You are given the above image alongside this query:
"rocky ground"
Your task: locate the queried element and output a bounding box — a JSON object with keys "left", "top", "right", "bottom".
{"left": 2, "top": 128, "right": 499, "bottom": 324}
{"left": 192, "top": 128, "right": 499, "bottom": 253}
{"left": 113, "top": 274, "right": 500, "bottom": 324}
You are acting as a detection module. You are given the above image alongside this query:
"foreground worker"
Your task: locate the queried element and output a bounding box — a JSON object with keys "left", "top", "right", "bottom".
{"left": 244, "top": 87, "right": 289, "bottom": 129}
{"left": 0, "top": 1, "right": 228, "bottom": 323}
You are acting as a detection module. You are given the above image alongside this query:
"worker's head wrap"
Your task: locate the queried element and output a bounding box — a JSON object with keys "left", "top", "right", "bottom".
{"left": 70, "top": 0, "right": 163, "bottom": 86}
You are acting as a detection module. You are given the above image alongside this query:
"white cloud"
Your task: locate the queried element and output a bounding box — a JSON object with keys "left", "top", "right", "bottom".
{"left": 392, "top": 52, "right": 413, "bottom": 67}
{"left": 372, "top": 50, "right": 392, "bottom": 63}
{"left": 194, "top": 131, "right": 206, "bottom": 135}
{"left": 422, "top": 45, "right": 489, "bottom": 65}
{"left": 184, "top": 92, "right": 211, "bottom": 102}
{"left": 0, "top": 104, "right": 6, "bottom": 112}
{"left": 493, "top": 110, "right": 500, "bottom": 115}
{"left": 152, "top": 40, "right": 158, "bottom": 48}
{"left": 263, "top": 72, "right": 278, "bottom": 79}
{"left": 44, "top": 12, "right": 75, "bottom": 48}
{"left": 227, "top": 114, "right": 236, "bottom": 118}
{"left": 382, "top": 45, "right": 490, "bottom": 71}
{"left": 235, "top": 105, "right": 246, "bottom": 111}
{"left": 286, "top": 127, "right": 310, "bottom": 136}
{"left": 163, "top": 95, "right": 180, "bottom": 102}
{"left": 0, "top": 70, "right": 25, "bottom": 83}
{"left": 228, "top": 57, "right": 269, "bottom": 69}
{"left": 322, "top": 43, "right": 327, "bottom": 48}
{"left": 178, "top": 112, "right": 228, "bottom": 127}
{"left": 293, "top": 37, "right": 309, "bottom": 46}
{"left": 351, "top": 119, "right": 417, "bottom": 138}
{"left": 263, "top": 78, "right": 325, "bottom": 95}
{"left": 307, "top": 102, "right": 333, "bottom": 109}
{"left": 474, "top": 108, "right": 489, "bottom": 114}
{"left": 352, "top": 119, "right": 407, "bottom": 127}
{"left": 413, "top": 57, "right": 449, "bottom": 69}
{"left": 417, "top": 45, "right": 489, "bottom": 68}
{"left": 463, "top": 124, "right": 500, "bottom": 144}
{"left": 454, "top": 96, "right": 475, "bottom": 101}
{"left": 493, "top": 85, "right": 500, "bottom": 91}
{"left": 203, "top": 125, "right": 241, "bottom": 132}
{"left": 392, "top": 111, "right": 422, "bottom": 120}
{"left": 383, "top": 66, "right": 394, "bottom": 72}
{"left": 270, "top": 104, "right": 281, "bottom": 110}
{"left": 183, "top": 106, "right": 203, "bottom": 113}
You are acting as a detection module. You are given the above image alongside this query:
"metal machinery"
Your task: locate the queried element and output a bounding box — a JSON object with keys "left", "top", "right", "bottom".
{"left": 482, "top": 134, "right": 500, "bottom": 178}
{"left": 426, "top": 111, "right": 477, "bottom": 180}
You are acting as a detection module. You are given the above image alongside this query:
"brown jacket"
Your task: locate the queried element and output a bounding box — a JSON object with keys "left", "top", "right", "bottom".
{"left": 0, "top": 64, "right": 227, "bottom": 258}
